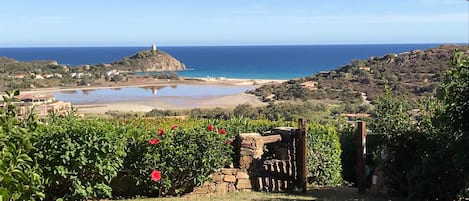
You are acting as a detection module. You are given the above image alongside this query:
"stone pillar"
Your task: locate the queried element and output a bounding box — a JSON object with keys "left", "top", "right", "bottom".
{"left": 239, "top": 133, "right": 264, "bottom": 170}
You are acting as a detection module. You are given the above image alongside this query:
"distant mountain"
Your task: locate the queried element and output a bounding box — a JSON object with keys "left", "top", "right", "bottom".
{"left": 249, "top": 44, "right": 469, "bottom": 103}
{"left": 110, "top": 49, "right": 185, "bottom": 72}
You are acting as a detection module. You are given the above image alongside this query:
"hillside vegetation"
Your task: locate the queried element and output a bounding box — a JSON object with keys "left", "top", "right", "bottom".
{"left": 250, "top": 44, "right": 469, "bottom": 103}
{"left": 0, "top": 48, "right": 185, "bottom": 90}
{"left": 110, "top": 49, "right": 185, "bottom": 72}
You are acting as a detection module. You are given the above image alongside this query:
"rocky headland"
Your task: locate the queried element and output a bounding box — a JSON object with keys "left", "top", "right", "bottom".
{"left": 110, "top": 49, "right": 185, "bottom": 72}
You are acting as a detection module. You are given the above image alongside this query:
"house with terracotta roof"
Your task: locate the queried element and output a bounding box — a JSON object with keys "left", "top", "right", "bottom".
{"left": 10, "top": 93, "right": 72, "bottom": 117}
{"left": 16, "top": 93, "right": 56, "bottom": 104}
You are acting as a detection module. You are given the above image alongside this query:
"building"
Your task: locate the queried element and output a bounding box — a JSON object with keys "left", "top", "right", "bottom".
{"left": 16, "top": 93, "right": 56, "bottom": 104}
{"left": 14, "top": 101, "right": 72, "bottom": 117}
{"left": 10, "top": 93, "right": 72, "bottom": 117}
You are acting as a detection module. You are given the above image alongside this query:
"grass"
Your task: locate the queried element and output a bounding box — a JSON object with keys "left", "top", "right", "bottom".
{"left": 117, "top": 187, "right": 404, "bottom": 201}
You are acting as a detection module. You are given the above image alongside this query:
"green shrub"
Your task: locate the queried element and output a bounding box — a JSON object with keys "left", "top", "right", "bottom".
{"left": 370, "top": 51, "right": 469, "bottom": 200}
{"left": 338, "top": 126, "right": 356, "bottom": 184}
{"left": 35, "top": 117, "right": 127, "bottom": 200}
{"left": 407, "top": 51, "right": 469, "bottom": 200}
{"left": 307, "top": 123, "right": 342, "bottom": 185}
{"left": 0, "top": 91, "right": 45, "bottom": 200}
{"left": 124, "top": 123, "right": 232, "bottom": 196}
{"left": 370, "top": 86, "right": 430, "bottom": 196}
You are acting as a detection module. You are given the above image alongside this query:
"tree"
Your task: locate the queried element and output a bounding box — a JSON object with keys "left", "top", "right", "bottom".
{"left": 439, "top": 51, "right": 469, "bottom": 139}
{"left": 233, "top": 103, "right": 256, "bottom": 118}
{"left": 371, "top": 51, "right": 469, "bottom": 200}
{"left": 414, "top": 51, "right": 469, "bottom": 200}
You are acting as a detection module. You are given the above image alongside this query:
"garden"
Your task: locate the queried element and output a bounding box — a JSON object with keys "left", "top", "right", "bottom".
{"left": 1, "top": 51, "right": 468, "bottom": 201}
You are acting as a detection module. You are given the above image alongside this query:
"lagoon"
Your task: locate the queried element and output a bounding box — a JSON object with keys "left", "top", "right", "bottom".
{"left": 53, "top": 84, "right": 256, "bottom": 105}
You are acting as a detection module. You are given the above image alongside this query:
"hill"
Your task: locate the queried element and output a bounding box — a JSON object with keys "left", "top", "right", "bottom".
{"left": 0, "top": 47, "right": 186, "bottom": 90}
{"left": 249, "top": 44, "right": 469, "bottom": 103}
{"left": 110, "top": 49, "right": 185, "bottom": 72}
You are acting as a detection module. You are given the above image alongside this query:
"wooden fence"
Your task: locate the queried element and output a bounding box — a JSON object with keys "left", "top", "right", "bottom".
{"left": 240, "top": 119, "right": 307, "bottom": 192}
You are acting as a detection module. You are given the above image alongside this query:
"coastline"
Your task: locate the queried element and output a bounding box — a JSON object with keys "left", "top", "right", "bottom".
{"left": 19, "top": 77, "right": 285, "bottom": 114}
{"left": 21, "top": 77, "right": 286, "bottom": 94}
{"left": 75, "top": 92, "right": 267, "bottom": 113}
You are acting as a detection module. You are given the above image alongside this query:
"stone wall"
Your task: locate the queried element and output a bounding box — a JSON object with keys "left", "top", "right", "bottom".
{"left": 192, "top": 133, "right": 265, "bottom": 195}
{"left": 191, "top": 168, "right": 252, "bottom": 195}
{"left": 239, "top": 133, "right": 264, "bottom": 169}
{"left": 192, "top": 130, "right": 298, "bottom": 194}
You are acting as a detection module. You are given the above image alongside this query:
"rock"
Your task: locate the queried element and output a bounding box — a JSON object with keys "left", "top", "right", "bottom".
{"left": 215, "top": 182, "right": 228, "bottom": 194}
{"left": 240, "top": 148, "right": 255, "bottom": 156}
{"left": 239, "top": 156, "right": 253, "bottom": 169}
{"left": 236, "top": 179, "right": 252, "bottom": 189}
{"left": 221, "top": 168, "right": 237, "bottom": 175}
{"left": 236, "top": 170, "right": 249, "bottom": 179}
{"left": 223, "top": 175, "right": 236, "bottom": 183}
{"left": 192, "top": 183, "right": 216, "bottom": 194}
{"left": 110, "top": 49, "right": 185, "bottom": 72}
{"left": 241, "top": 141, "right": 255, "bottom": 148}
{"left": 228, "top": 183, "right": 237, "bottom": 192}
{"left": 211, "top": 173, "right": 224, "bottom": 182}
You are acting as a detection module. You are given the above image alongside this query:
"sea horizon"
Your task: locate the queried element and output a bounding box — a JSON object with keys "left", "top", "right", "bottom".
{"left": 0, "top": 43, "right": 449, "bottom": 80}
{"left": 0, "top": 42, "right": 458, "bottom": 48}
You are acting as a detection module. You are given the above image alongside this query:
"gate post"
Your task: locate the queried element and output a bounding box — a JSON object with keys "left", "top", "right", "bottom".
{"left": 356, "top": 121, "right": 367, "bottom": 194}
{"left": 296, "top": 118, "right": 307, "bottom": 193}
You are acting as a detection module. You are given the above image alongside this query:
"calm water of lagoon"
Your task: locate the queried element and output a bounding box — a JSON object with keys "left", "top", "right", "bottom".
{"left": 54, "top": 85, "right": 256, "bottom": 104}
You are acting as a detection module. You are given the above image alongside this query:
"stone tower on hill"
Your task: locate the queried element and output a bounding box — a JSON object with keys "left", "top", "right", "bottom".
{"left": 151, "top": 44, "right": 157, "bottom": 52}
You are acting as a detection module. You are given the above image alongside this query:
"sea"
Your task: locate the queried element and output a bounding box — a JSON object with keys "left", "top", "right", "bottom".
{"left": 0, "top": 44, "right": 442, "bottom": 80}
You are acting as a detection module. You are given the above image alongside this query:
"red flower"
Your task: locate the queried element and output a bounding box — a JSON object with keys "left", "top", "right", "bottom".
{"left": 171, "top": 124, "right": 178, "bottom": 130}
{"left": 207, "top": 124, "right": 215, "bottom": 131}
{"left": 157, "top": 129, "right": 164, "bottom": 136}
{"left": 151, "top": 170, "right": 161, "bottom": 182}
{"left": 149, "top": 138, "right": 159, "bottom": 145}
{"left": 226, "top": 140, "right": 232, "bottom": 145}
{"left": 218, "top": 128, "right": 227, "bottom": 135}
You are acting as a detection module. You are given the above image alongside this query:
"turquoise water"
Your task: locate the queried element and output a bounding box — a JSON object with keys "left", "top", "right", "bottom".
{"left": 0, "top": 44, "right": 441, "bottom": 79}
{"left": 53, "top": 85, "right": 256, "bottom": 104}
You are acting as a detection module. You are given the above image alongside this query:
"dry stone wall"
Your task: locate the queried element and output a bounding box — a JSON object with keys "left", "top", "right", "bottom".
{"left": 193, "top": 129, "right": 298, "bottom": 194}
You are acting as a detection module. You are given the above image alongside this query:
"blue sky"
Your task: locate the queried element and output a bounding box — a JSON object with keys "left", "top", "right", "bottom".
{"left": 0, "top": 0, "right": 467, "bottom": 47}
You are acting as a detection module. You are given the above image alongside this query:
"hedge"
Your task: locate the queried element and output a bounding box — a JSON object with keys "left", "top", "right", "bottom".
{"left": 307, "top": 123, "right": 343, "bottom": 186}
{"left": 1, "top": 101, "right": 342, "bottom": 200}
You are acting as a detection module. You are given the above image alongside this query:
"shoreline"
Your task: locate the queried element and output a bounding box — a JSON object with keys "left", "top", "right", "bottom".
{"left": 75, "top": 92, "right": 268, "bottom": 114}
{"left": 21, "top": 77, "right": 286, "bottom": 94}
{"left": 17, "top": 77, "right": 284, "bottom": 114}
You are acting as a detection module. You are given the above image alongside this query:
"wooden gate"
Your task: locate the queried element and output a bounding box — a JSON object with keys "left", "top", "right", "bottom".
{"left": 250, "top": 119, "right": 307, "bottom": 192}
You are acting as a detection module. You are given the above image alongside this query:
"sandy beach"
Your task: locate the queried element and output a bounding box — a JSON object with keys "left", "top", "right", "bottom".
{"left": 75, "top": 93, "right": 266, "bottom": 113}
{"left": 23, "top": 77, "right": 285, "bottom": 94}
{"left": 20, "top": 77, "right": 285, "bottom": 114}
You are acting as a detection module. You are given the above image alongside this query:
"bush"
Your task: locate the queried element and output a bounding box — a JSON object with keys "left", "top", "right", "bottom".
{"left": 338, "top": 126, "right": 356, "bottom": 184}
{"left": 35, "top": 117, "right": 128, "bottom": 200}
{"left": 233, "top": 103, "right": 258, "bottom": 119}
{"left": 124, "top": 123, "right": 233, "bottom": 196}
{"left": 0, "top": 91, "right": 45, "bottom": 200}
{"left": 370, "top": 51, "right": 469, "bottom": 200}
{"left": 307, "top": 123, "right": 342, "bottom": 185}
{"left": 408, "top": 51, "right": 469, "bottom": 200}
